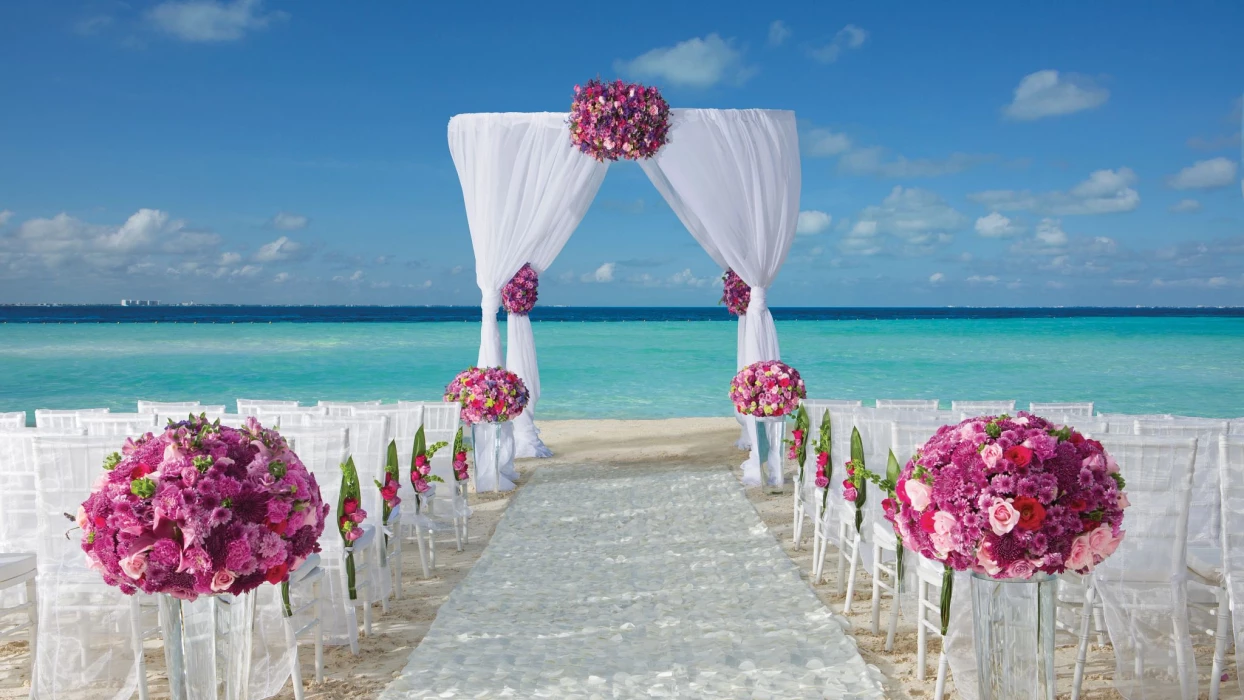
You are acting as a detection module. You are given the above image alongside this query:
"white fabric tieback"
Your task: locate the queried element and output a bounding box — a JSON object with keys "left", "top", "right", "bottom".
{"left": 481, "top": 290, "right": 502, "bottom": 313}
{"left": 750, "top": 286, "right": 768, "bottom": 314}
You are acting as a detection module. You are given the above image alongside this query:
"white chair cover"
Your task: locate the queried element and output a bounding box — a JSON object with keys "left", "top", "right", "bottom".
{"left": 355, "top": 404, "right": 425, "bottom": 524}
{"left": 0, "top": 429, "right": 37, "bottom": 554}
{"left": 31, "top": 433, "right": 139, "bottom": 700}
{"left": 1029, "top": 401, "right": 1094, "bottom": 417}
{"left": 317, "top": 400, "right": 381, "bottom": 417}
{"left": 951, "top": 400, "right": 1016, "bottom": 417}
{"left": 1100, "top": 413, "right": 1174, "bottom": 434}
{"left": 79, "top": 413, "right": 159, "bottom": 437}
{"left": 639, "top": 109, "right": 800, "bottom": 478}
{"left": 34, "top": 408, "right": 108, "bottom": 431}
{"left": 1218, "top": 436, "right": 1244, "bottom": 697}
{"left": 135, "top": 400, "right": 201, "bottom": 413}
{"left": 1094, "top": 434, "right": 1199, "bottom": 699}
{"left": 0, "top": 411, "right": 28, "bottom": 430}
{"left": 1134, "top": 418, "right": 1229, "bottom": 548}
{"left": 875, "top": 399, "right": 939, "bottom": 410}
{"left": 154, "top": 407, "right": 226, "bottom": 427}
{"left": 235, "top": 399, "right": 298, "bottom": 416}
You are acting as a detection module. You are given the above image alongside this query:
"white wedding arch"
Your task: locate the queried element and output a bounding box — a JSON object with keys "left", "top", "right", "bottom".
{"left": 447, "top": 109, "right": 801, "bottom": 489}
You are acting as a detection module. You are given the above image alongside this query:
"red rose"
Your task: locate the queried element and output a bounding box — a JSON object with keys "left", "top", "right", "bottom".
{"left": 267, "top": 520, "right": 288, "bottom": 536}
{"left": 1070, "top": 432, "right": 1086, "bottom": 446}
{"left": 265, "top": 562, "right": 290, "bottom": 585}
{"left": 1086, "top": 439, "right": 1103, "bottom": 452}
{"left": 882, "top": 498, "right": 896, "bottom": 518}
{"left": 456, "top": 452, "right": 467, "bottom": 461}
{"left": 816, "top": 451, "right": 829, "bottom": 468}
{"left": 920, "top": 510, "right": 938, "bottom": 533}
{"left": 131, "top": 462, "right": 152, "bottom": 478}
{"left": 1014, "top": 496, "right": 1046, "bottom": 531}
{"left": 1005, "top": 445, "right": 1033, "bottom": 467}
{"left": 343, "top": 498, "right": 359, "bottom": 515}
{"left": 1067, "top": 497, "right": 1088, "bottom": 513}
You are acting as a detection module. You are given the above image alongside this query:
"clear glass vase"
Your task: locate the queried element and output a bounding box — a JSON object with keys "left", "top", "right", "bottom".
{"left": 971, "top": 571, "right": 1056, "bottom": 700}
{"left": 158, "top": 592, "right": 256, "bottom": 700}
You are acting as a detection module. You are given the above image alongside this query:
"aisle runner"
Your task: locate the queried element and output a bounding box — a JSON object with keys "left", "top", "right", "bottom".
{"left": 381, "top": 466, "right": 884, "bottom": 699}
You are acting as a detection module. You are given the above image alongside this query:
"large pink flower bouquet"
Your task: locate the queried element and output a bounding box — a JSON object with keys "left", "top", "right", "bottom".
{"left": 888, "top": 413, "right": 1127, "bottom": 580}
{"left": 721, "top": 269, "right": 750, "bottom": 316}
{"left": 79, "top": 415, "right": 327, "bottom": 600}
{"left": 569, "top": 79, "right": 671, "bottom": 162}
{"left": 730, "top": 361, "right": 807, "bottom": 417}
{"left": 502, "top": 264, "right": 539, "bottom": 315}
{"left": 444, "top": 366, "right": 529, "bottom": 424}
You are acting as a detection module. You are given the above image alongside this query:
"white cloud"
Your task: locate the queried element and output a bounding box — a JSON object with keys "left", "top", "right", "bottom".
{"left": 582, "top": 262, "right": 615, "bottom": 283}
{"left": 841, "top": 187, "right": 966, "bottom": 256}
{"left": 450, "top": 265, "right": 464, "bottom": 275}
{"left": 1167, "top": 157, "right": 1238, "bottom": 190}
{"left": 929, "top": 272, "right": 945, "bottom": 284}
{"left": 268, "top": 211, "right": 309, "bottom": 231}
{"left": 615, "top": 34, "right": 754, "bottom": 88}
{"left": 1170, "top": 199, "right": 1202, "bottom": 213}
{"left": 218, "top": 251, "right": 242, "bottom": 265}
{"left": 0, "top": 210, "right": 12, "bottom": 227}
{"left": 805, "top": 128, "right": 852, "bottom": 157}
{"left": 331, "top": 269, "right": 364, "bottom": 283}
{"left": 253, "top": 236, "right": 303, "bottom": 262}
{"left": 1003, "top": 70, "right": 1109, "bottom": 121}
{"left": 796, "top": 210, "right": 833, "bottom": 235}
{"left": 974, "top": 212, "right": 1024, "bottom": 238}
{"left": 967, "top": 275, "right": 1000, "bottom": 285}
{"left": 147, "top": 0, "right": 286, "bottom": 43}
{"left": 839, "top": 147, "right": 991, "bottom": 177}
{"left": 273, "top": 271, "right": 290, "bottom": 283}
{"left": 73, "top": 15, "right": 114, "bottom": 36}
{"left": 807, "top": 24, "right": 868, "bottom": 64}
{"left": 1034, "top": 218, "right": 1068, "bottom": 247}
{"left": 667, "top": 268, "right": 713, "bottom": 287}
{"left": 968, "top": 168, "right": 1140, "bottom": 215}
{"left": 768, "top": 20, "right": 790, "bottom": 47}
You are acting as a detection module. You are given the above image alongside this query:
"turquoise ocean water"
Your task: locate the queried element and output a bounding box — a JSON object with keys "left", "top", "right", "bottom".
{"left": 2, "top": 316, "right": 1242, "bottom": 421}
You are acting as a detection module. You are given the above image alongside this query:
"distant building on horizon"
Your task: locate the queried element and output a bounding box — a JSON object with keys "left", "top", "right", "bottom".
{"left": 120, "top": 299, "right": 160, "bottom": 306}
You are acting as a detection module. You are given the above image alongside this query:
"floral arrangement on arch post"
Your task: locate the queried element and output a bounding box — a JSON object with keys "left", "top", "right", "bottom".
{"left": 444, "top": 366, "right": 530, "bottom": 424}
{"left": 410, "top": 425, "right": 449, "bottom": 503}
{"left": 721, "top": 269, "right": 751, "bottom": 316}
{"left": 79, "top": 414, "right": 327, "bottom": 601}
{"left": 337, "top": 456, "right": 367, "bottom": 600}
{"left": 502, "top": 264, "right": 539, "bottom": 315}
{"left": 730, "top": 360, "right": 806, "bottom": 418}
{"left": 884, "top": 412, "right": 1128, "bottom": 637}
{"left": 569, "top": 79, "right": 671, "bottom": 162}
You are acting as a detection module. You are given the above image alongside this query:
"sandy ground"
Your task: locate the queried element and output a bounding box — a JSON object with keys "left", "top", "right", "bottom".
{"left": 2, "top": 416, "right": 1238, "bottom": 698}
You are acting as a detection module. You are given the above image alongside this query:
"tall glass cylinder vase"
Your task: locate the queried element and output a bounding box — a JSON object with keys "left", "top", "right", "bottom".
{"left": 971, "top": 572, "right": 1056, "bottom": 700}
{"left": 470, "top": 422, "right": 515, "bottom": 492}
{"left": 158, "top": 592, "right": 256, "bottom": 700}
{"left": 754, "top": 416, "right": 787, "bottom": 493}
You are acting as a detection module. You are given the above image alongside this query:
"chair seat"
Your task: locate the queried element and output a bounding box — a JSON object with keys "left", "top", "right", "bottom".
{"left": 0, "top": 553, "right": 36, "bottom": 582}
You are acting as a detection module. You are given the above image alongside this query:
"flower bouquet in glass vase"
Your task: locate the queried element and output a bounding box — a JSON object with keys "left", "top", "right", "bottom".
{"left": 883, "top": 413, "right": 1128, "bottom": 700}
{"left": 444, "top": 366, "right": 529, "bottom": 493}
{"left": 729, "top": 360, "right": 806, "bottom": 489}
{"left": 79, "top": 415, "right": 327, "bottom": 700}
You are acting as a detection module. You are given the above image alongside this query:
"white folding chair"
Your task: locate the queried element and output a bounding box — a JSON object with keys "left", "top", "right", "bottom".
{"left": 1092, "top": 434, "right": 1199, "bottom": 700}
{"left": 33, "top": 408, "right": 109, "bottom": 431}
{"left": 0, "top": 412, "right": 27, "bottom": 430}
{"left": 253, "top": 406, "right": 329, "bottom": 429}
{"left": 1230, "top": 420, "right": 1244, "bottom": 436}
{"left": 1135, "top": 418, "right": 1230, "bottom": 552}
{"left": 0, "top": 552, "right": 38, "bottom": 690}
{"left": 791, "top": 400, "right": 861, "bottom": 550}
{"left": 344, "top": 526, "right": 378, "bottom": 637}
{"left": 382, "top": 505, "right": 404, "bottom": 601}
{"left": 317, "top": 400, "right": 382, "bottom": 417}
{"left": 236, "top": 399, "right": 299, "bottom": 416}
{"left": 135, "top": 400, "right": 201, "bottom": 413}
{"left": 1099, "top": 412, "right": 1174, "bottom": 434}
{"left": 79, "top": 413, "right": 158, "bottom": 437}
{"left": 812, "top": 406, "right": 861, "bottom": 587}
{"left": 1030, "top": 401, "right": 1094, "bottom": 417}
{"left": 0, "top": 430, "right": 39, "bottom": 555}
{"left": 915, "top": 555, "right": 950, "bottom": 699}
{"left": 876, "top": 399, "right": 939, "bottom": 410}
{"left": 951, "top": 400, "right": 1016, "bottom": 418}
{"left": 281, "top": 554, "right": 325, "bottom": 700}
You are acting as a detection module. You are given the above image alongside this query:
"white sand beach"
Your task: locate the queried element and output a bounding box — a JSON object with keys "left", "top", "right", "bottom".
{"left": 1, "top": 417, "right": 1234, "bottom": 699}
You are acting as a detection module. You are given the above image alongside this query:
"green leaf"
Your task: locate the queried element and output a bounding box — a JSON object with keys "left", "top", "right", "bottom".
{"left": 427, "top": 474, "right": 445, "bottom": 483}
{"left": 385, "top": 439, "right": 400, "bottom": 481}
{"left": 940, "top": 566, "right": 953, "bottom": 636}
{"left": 425, "top": 440, "right": 450, "bottom": 459}
{"left": 986, "top": 421, "right": 1002, "bottom": 439}
{"left": 281, "top": 581, "right": 292, "bottom": 617}
{"left": 102, "top": 452, "right": 122, "bottom": 471}
{"left": 886, "top": 449, "right": 901, "bottom": 485}
{"left": 896, "top": 539, "right": 905, "bottom": 584}
{"left": 411, "top": 426, "right": 427, "bottom": 473}
{"left": 338, "top": 456, "right": 362, "bottom": 600}
{"left": 850, "top": 426, "right": 865, "bottom": 465}
{"left": 130, "top": 477, "right": 156, "bottom": 499}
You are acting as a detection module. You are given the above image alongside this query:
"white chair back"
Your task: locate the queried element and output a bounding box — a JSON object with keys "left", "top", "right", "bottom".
{"left": 0, "top": 411, "right": 28, "bottom": 430}
{"left": 1093, "top": 434, "right": 1198, "bottom": 699}
{"left": 31, "top": 433, "right": 140, "bottom": 700}
{"left": 876, "top": 399, "right": 939, "bottom": 410}
{"left": 236, "top": 399, "right": 299, "bottom": 416}
{"left": 79, "top": 413, "right": 159, "bottom": 437}
{"left": 136, "top": 400, "right": 201, "bottom": 413}
{"left": 34, "top": 408, "right": 109, "bottom": 431}
{"left": 891, "top": 420, "right": 946, "bottom": 467}
{"left": 0, "top": 430, "right": 38, "bottom": 553}
{"left": 1229, "top": 420, "right": 1244, "bottom": 436}
{"left": 253, "top": 406, "right": 329, "bottom": 428}
{"left": 1064, "top": 416, "right": 1110, "bottom": 438}
{"left": 1029, "top": 401, "right": 1094, "bottom": 417}
{"left": 355, "top": 405, "right": 425, "bottom": 506}
{"left": 951, "top": 400, "right": 1016, "bottom": 417}
{"left": 1219, "top": 436, "right": 1244, "bottom": 698}
{"left": 1099, "top": 412, "right": 1174, "bottom": 435}
{"left": 802, "top": 399, "right": 864, "bottom": 411}
{"left": 154, "top": 406, "right": 226, "bottom": 428}
{"left": 317, "top": 400, "right": 382, "bottom": 418}
{"left": 1135, "top": 418, "right": 1229, "bottom": 548}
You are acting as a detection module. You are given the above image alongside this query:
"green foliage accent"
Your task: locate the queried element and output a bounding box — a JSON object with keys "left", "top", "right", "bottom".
{"left": 192, "top": 455, "right": 214, "bottom": 473}
{"left": 130, "top": 477, "right": 156, "bottom": 499}
{"left": 1110, "top": 472, "right": 1126, "bottom": 491}
{"left": 268, "top": 460, "right": 287, "bottom": 478}
{"left": 339, "top": 456, "right": 362, "bottom": 600}
{"left": 850, "top": 427, "right": 867, "bottom": 533}
{"left": 886, "top": 449, "right": 902, "bottom": 486}
{"left": 281, "top": 581, "right": 292, "bottom": 618}
{"left": 788, "top": 405, "right": 810, "bottom": 482}
{"left": 940, "top": 566, "right": 954, "bottom": 636}
{"left": 985, "top": 421, "right": 1002, "bottom": 439}
{"left": 102, "top": 452, "right": 122, "bottom": 471}
{"left": 818, "top": 410, "right": 833, "bottom": 513}
{"left": 426, "top": 440, "right": 449, "bottom": 459}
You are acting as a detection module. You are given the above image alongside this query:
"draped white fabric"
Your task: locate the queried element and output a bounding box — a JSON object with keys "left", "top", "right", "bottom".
{"left": 448, "top": 112, "right": 609, "bottom": 368}
{"left": 640, "top": 108, "right": 800, "bottom": 474}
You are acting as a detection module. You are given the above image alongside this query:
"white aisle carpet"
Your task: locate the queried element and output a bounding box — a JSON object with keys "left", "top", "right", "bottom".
{"left": 380, "top": 465, "right": 884, "bottom": 699}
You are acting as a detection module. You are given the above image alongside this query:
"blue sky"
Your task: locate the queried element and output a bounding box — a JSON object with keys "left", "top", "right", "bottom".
{"left": 0, "top": 1, "right": 1241, "bottom": 306}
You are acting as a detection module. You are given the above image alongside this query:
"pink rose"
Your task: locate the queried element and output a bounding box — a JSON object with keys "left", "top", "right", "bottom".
{"left": 350, "top": 511, "right": 365, "bottom": 524}
{"left": 1105, "top": 453, "right": 1119, "bottom": 474}
{"left": 1087, "top": 524, "right": 1113, "bottom": 554}
{"left": 843, "top": 485, "right": 859, "bottom": 502}
{"left": 988, "top": 498, "right": 1020, "bottom": 536}
{"left": 981, "top": 443, "right": 1003, "bottom": 470}
{"left": 1066, "top": 535, "right": 1094, "bottom": 571}
{"left": 1006, "top": 559, "right": 1036, "bottom": 579}
{"left": 414, "top": 479, "right": 429, "bottom": 493}
{"left": 1082, "top": 453, "right": 1105, "bottom": 471}
{"left": 905, "top": 479, "right": 931, "bottom": 511}
{"left": 345, "top": 527, "right": 363, "bottom": 542}
{"left": 932, "top": 511, "right": 957, "bottom": 536}
{"left": 1117, "top": 492, "right": 1130, "bottom": 509}
{"left": 930, "top": 531, "right": 954, "bottom": 557}
{"left": 210, "top": 570, "right": 236, "bottom": 592}
{"left": 976, "top": 548, "right": 1002, "bottom": 576}
{"left": 814, "top": 476, "right": 829, "bottom": 488}
{"left": 120, "top": 551, "right": 149, "bottom": 580}
{"left": 76, "top": 505, "right": 89, "bottom": 530}
{"left": 1099, "top": 531, "right": 1123, "bottom": 558}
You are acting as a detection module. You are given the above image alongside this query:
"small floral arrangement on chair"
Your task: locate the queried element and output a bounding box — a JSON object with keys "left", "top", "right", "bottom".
{"left": 730, "top": 360, "right": 806, "bottom": 417}
{"left": 502, "top": 264, "right": 539, "bottom": 315}
{"left": 842, "top": 427, "right": 868, "bottom": 533}
{"left": 569, "top": 79, "right": 671, "bottom": 162}
{"left": 813, "top": 411, "right": 833, "bottom": 510}
{"left": 374, "top": 440, "right": 402, "bottom": 551}
{"left": 338, "top": 457, "right": 367, "bottom": 600}
{"left": 786, "top": 405, "right": 810, "bottom": 485}
{"left": 721, "top": 269, "right": 751, "bottom": 316}
{"left": 79, "top": 414, "right": 327, "bottom": 601}
{"left": 444, "top": 367, "right": 529, "bottom": 424}
{"left": 410, "top": 425, "right": 449, "bottom": 499}
{"left": 452, "top": 427, "right": 470, "bottom": 482}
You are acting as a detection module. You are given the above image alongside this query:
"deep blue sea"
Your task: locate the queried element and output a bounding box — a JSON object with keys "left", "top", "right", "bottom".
{"left": 2, "top": 306, "right": 1242, "bottom": 423}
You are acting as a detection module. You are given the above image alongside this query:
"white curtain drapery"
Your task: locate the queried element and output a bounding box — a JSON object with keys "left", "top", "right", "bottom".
{"left": 449, "top": 113, "right": 608, "bottom": 468}
{"left": 640, "top": 108, "right": 801, "bottom": 484}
